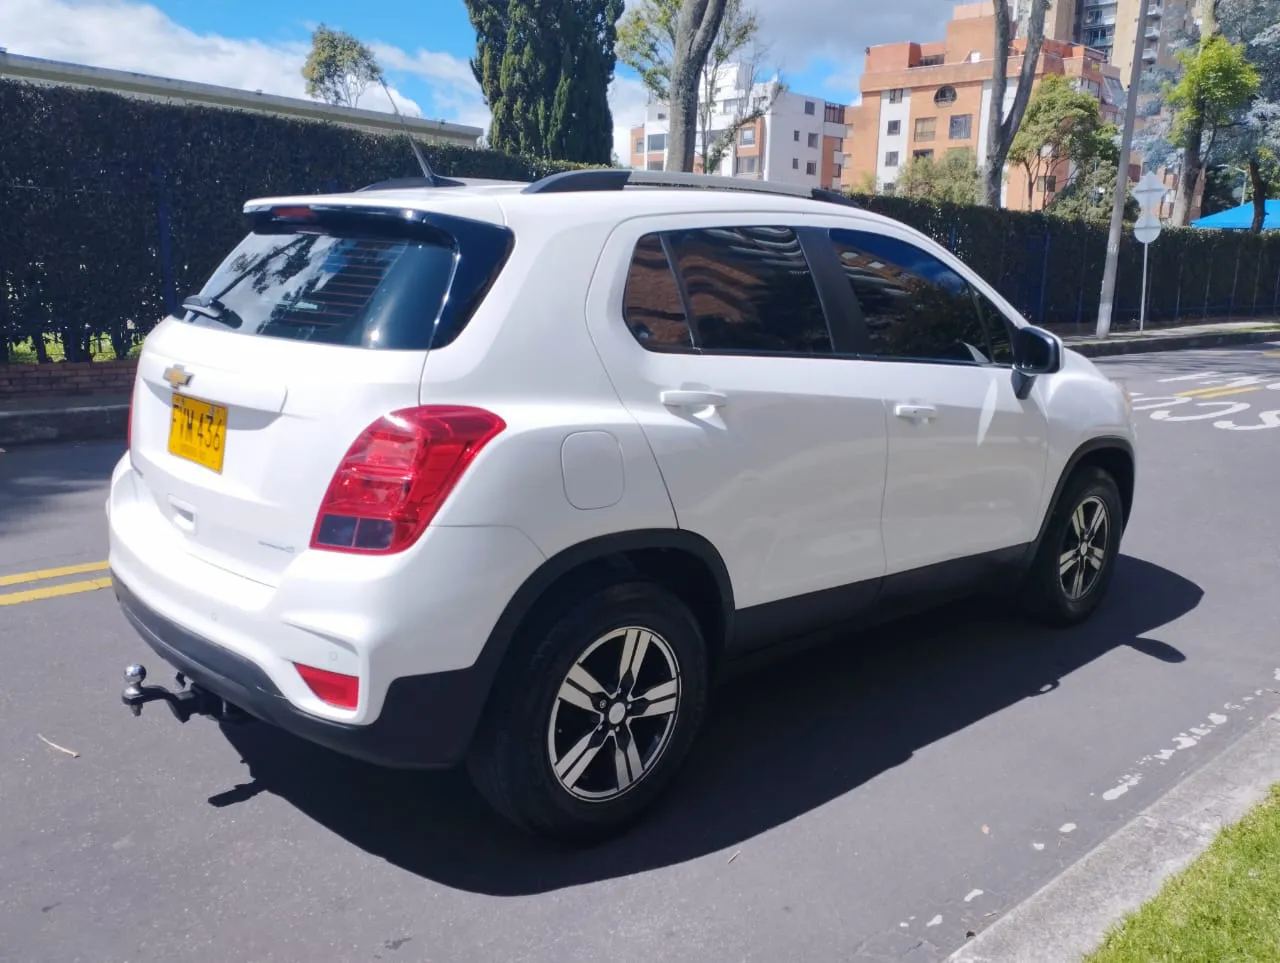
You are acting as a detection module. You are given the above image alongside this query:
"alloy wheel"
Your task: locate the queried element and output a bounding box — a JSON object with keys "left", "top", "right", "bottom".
{"left": 1059, "top": 494, "right": 1110, "bottom": 602}
{"left": 546, "top": 626, "right": 681, "bottom": 803}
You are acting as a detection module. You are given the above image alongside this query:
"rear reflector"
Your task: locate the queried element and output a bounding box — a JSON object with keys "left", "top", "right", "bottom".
{"left": 294, "top": 663, "right": 359, "bottom": 710}
{"left": 310, "top": 405, "right": 506, "bottom": 555}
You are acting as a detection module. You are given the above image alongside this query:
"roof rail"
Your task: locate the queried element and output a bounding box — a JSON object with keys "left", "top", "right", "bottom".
{"left": 523, "top": 168, "right": 861, "bottom": 210}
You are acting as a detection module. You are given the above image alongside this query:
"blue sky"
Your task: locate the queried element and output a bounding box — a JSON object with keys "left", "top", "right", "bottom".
{"left": 1, "top": 0, "right": 954, "bottom": 159}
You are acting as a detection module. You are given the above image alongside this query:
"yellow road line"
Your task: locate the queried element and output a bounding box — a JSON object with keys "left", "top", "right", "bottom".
{"left": 1180, "top": 385, "right": 1267, "bottom": 400}
{"left": 0, "top": 577, "right": 113, "bottom": 607}
{"left": 0, "top": 560, "right": 109, "bottom": 588}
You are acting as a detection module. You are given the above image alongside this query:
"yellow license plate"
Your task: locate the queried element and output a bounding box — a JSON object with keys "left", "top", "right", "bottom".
{"left": 168, "top": 394, "right": 228, "bottom": 473}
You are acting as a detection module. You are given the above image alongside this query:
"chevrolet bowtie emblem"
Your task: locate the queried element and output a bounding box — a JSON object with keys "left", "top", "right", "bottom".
{"left": 163, "top": 364, "right": 193, "bottom": 389}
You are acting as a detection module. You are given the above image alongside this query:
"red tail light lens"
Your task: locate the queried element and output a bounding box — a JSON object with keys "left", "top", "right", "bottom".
{"left": 310, "top": 405, "right": 505, "bottom": 555}
{"left": 294, "top": 663, "right": 359, "bottom": 710}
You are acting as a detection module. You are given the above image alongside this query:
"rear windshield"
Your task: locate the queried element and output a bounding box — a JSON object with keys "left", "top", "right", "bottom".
{"left": 182, "top": 216, "right": 509, "bottom": 350}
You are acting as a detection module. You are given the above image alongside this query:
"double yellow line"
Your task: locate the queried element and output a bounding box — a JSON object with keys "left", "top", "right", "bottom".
{"left": 0, "top": 561, "right": 111, "bottom": 607}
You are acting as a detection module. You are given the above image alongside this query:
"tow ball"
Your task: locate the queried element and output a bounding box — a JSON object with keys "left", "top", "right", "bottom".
{"left": 121, "top": 664, "right": 250, "bottom": 724}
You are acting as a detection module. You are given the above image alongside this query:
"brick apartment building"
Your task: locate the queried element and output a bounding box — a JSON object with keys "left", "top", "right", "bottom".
{"left": 843, "top": 1, "right": 1129, "bottom": 210}
{"left": 628, "top": 62, "right": 850, "bottom": 191}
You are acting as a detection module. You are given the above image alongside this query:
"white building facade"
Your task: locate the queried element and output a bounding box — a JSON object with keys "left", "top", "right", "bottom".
{"left": 628, "top": 63, "right": 849, "bottom": 191}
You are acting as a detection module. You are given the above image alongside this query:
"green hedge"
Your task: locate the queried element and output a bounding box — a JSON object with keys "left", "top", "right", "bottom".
{"left": 4, "top": 76, "right": 1279, "bottom": 365}
{"left": 0, "top": 80, "right": 599, "bottom": 361}
{"left": 846, "top": 194, "right": 1280, "bottom": 331}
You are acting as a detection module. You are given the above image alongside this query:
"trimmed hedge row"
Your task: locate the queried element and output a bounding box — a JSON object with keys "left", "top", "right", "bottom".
{"left": 0, "top": 80, "right": 598, "bottom": 361}
{"left": 3, "top": 77, "right": 1279, "bottom": 365}
{"left": 845, "top": 194, "right": 1280, "bottom": 331}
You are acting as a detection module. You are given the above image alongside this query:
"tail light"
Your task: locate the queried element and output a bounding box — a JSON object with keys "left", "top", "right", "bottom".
{"left": 294, "top": 663, "right": 359, "bottom": 710}
{"left": 310, "top": 405, "right": 505, "bottom": 555}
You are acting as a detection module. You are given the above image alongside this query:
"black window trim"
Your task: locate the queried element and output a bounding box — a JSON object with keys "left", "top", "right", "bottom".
{"left": 616, "top": 222, "right": 1019, "bottom": 367}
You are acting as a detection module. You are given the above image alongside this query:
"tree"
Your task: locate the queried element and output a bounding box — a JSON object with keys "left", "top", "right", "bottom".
{"left": 1047, "top": 160, "right": 1139, "bottom": 224}
{"left": 466, "top": 0, "right": 624, "bottom": 164}
{"left": 895, "top": 149, "right": 982, "bottom": 206}
{"left": 1165, "top": 33, "right": 1260, "bottom": 225}
{"left": 302, "top": 25, "right": 383, "bottom": 108}
{"left": 983, "top": 0, "right": 1053, "bottom": 207}
{"left": 619, "top": 0, "right": 769, "bottom": 175}
{"left": 1008, "top": 75, "right": 1113, "bottom": 210}
{"left": 666, "top": 0, "right": 731, "bottom": 172}
{"left": 1216, "top": 0, "right": 1280, "bottom": 231}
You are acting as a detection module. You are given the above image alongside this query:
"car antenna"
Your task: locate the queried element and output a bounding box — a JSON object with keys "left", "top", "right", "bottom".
{"left": 378, "top": 76, "right": 442, "bottom": 186}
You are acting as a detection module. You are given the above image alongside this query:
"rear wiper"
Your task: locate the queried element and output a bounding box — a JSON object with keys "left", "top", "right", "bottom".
{"left": 181, "top": 296, "right": 242, "bottom": 329}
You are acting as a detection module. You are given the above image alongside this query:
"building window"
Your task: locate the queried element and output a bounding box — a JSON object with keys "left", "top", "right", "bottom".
{"left": 647, "top": 160, "right": 664, "bottom": 171}
{"left": 914, "top": 117, "right": 936, "bottom": 142}
{"left": 919, "top": 54, "right": 945, "bottom": 67}
{"left": 657, "top": 112, "right": 667, "bottom": 120}
{"left": 883, "top": 182, "right": 896, "bottom": 193}
{"left": 806, "top": 161, "right": 817, "bottom": 175}
{"left": 735, "top": 155, "right": 758, "bottom": 175}
{"left": 739, "top": 126, "right": 756, "bottom": 146}
{"left": 887, "top": 119, "right": 901, "bottom": 136}
{"left": 807, "top": 132, "right": 819, "bottom": 148}
{"left": 934, "top": 85, "right": 958, "bottom": 106}
{"left": 888, "top": 88, "right": 905, "bottom": 104}
{"left": 804, "top": 100, "right": 816, "bottom": 115}
{"left": 792, "top": 158, "right": 800, "bottom": 169}
{"left": 794, "top": 129, "right": 800, "bottom": 141}
{"left": 825, "top": 104, "right": 846, "bottom": 125}
{"left": 949, "top": 114, "right": 973, "bottom": 140}
{"left": 1037, "top": 175, "right": 1058, "bottom": 193}
{"left": 913, "top": 149, "right": 934, "bottom": 160}
{"left": 635, "top": 137, "right": 644, "bottom": 153}
{"left": 884, "top": 151, "right": 900, "bottom": 167}
{"left": 647, "top": 133, "right": 666, "bottom": 152}
{"left": 833, "top": 137, "right": 844, "bottom": 151}
{"left": 833, "top": 164, "right": 843, "bottom": 180}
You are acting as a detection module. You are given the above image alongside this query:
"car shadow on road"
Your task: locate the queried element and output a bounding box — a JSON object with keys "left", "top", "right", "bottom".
{"left": 216, "top": 554, "right": 1198, "bottom": 896}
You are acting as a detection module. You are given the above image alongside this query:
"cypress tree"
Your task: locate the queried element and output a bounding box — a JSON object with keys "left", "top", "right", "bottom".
{"left": 465, "top": 0, "right": 622, "bottom": 164}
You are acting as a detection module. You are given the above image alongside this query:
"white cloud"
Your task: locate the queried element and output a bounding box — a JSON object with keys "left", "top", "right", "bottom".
{"left": 0, "top": 0, "right": 425, "bottom": 117}
{"left": 0, "top": 0, "right": 704, "bottom": 167}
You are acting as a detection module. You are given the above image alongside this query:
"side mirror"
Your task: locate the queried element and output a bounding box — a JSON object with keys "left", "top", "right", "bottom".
{"left": 1012, "top": 326, "right": 1062, "bottom": 399}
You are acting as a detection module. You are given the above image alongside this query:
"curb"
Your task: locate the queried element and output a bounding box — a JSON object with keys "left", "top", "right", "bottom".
{"left": 0, "top": 404, "right": 128, "bottom": 447}
{"left": 1069, "top": 329, "right": 1280, "bottom": 358}
{"left": 947, "top": 712, "right": 1280, "bottom": 963}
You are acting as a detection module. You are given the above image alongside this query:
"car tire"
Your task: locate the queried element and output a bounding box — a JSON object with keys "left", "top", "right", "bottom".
{"left": 466, "top": 580, "right": 709, "bottom": 844}
{"left": 1021, "top": 466, "right": 1124, "bottom": 628}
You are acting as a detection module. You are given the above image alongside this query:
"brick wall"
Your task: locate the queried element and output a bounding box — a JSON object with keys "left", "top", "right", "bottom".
{"left": 0, "top": 360, "right": 138, "bottom": 402}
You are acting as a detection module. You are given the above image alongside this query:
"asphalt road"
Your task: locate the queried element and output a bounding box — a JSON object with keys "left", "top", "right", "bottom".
{"left": 4, "top": 344, "right": 1280, "bottom": 963}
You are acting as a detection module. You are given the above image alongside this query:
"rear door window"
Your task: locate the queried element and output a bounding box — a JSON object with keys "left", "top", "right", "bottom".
{"left": 622, "top": 226, "right": 833, "bottom": 356}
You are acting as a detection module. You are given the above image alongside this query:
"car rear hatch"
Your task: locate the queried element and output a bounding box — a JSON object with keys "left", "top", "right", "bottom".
{"left": 127, "top": 194, "right": 513, "bottom": 587}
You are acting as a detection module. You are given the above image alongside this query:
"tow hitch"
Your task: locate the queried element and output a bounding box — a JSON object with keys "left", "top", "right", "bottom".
{"left": 121, "top": 664, "right": 251, "bottom": 724}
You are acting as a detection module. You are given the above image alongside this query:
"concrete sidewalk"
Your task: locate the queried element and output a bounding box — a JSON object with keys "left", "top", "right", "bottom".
{"left": 0, "top": 394, "right": 129, "bottom": 447}
{"left": 1064, "top": 320, "right": 1280, "bottom": 358}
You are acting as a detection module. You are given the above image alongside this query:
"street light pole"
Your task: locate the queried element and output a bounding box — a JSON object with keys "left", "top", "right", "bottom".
{"left": 1095, "top": 0, "right": 1153, "bottom": 338}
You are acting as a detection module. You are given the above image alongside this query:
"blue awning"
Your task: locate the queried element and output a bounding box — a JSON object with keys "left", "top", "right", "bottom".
{"left": 1191, "top": 200, "right": 1280, "bottom": 230}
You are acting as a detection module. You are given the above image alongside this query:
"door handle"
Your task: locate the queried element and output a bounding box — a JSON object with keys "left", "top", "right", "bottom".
{"left": 894, "top": 403, "right": 938, "bottom": 422}
{"left": 661, "top": 390, "right": 728, "bottom": 410}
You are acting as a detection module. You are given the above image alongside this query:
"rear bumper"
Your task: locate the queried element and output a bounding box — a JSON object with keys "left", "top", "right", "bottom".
{"left": 114, "top": 573, "right": 494, "bottom": 770}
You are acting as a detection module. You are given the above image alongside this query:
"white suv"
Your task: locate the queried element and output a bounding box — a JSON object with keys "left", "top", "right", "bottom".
{"left": 110, "top": 170, "right": 1137, "bottom": 842}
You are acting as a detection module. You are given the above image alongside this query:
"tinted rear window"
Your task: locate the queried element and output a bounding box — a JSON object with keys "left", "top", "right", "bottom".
{"left": 183, "top": 214, "right": 510, "bottom": 350}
